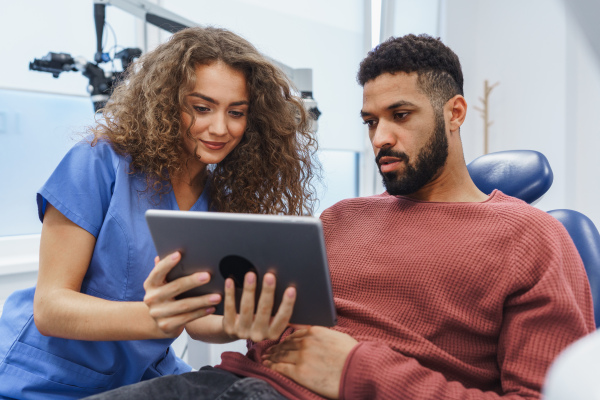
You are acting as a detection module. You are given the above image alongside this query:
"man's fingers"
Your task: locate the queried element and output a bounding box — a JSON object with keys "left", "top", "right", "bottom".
{"left": 289, "top": 324, "right": 311, "bottom": 332}
{"left": 265, "top": 336, "right": 303, "bottom": 356}
{"left": 262, "top": 358, "right": 296, "bottom": 379}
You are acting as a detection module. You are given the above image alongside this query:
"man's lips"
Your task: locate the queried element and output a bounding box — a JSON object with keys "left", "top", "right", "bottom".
{"left": 199, "top": 139, "right": 227, "bottom": 150}
{"left": 378, "top": 156, "right": 403, "bottom": 173}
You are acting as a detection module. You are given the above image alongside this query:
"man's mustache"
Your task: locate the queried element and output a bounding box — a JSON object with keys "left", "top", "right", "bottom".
{"left": 375, "top": 148, "right": 409, "bottom": 166}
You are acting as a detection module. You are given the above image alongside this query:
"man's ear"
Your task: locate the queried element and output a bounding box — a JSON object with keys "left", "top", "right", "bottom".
{"left": 446, "top": 95, "right": 467, "bottom": 133}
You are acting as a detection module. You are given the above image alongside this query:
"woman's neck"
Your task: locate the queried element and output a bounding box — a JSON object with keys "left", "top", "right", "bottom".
{"left": 171, "top": 165, "right": 208, "bottom": 211}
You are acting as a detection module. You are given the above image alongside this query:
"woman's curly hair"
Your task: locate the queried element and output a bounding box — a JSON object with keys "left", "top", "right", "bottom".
{"left": 90, "top": 26, "right": 319, "bottom": 215}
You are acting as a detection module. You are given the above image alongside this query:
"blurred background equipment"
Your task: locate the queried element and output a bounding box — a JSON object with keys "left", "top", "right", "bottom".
{"left": 28, "top": 0, "right": 320, "bottom": 126}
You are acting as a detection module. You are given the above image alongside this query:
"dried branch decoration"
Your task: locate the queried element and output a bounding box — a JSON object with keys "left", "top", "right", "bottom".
{"left": 473, "top": 80, "right": 500, "bottom": 154}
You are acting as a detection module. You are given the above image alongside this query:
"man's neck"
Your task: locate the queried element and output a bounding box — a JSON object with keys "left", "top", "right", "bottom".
{"left": 404, "top": 157, "right": 488, "bottom": 203}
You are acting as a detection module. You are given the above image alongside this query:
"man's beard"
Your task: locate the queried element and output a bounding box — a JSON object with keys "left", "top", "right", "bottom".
{"left": 376, "top": 112, "right": 449, "bottom": 196}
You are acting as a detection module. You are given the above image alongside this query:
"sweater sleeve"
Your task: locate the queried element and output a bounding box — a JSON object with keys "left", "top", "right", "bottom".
{"left": 338, "top": 211, "right": 594, "bottom": 400}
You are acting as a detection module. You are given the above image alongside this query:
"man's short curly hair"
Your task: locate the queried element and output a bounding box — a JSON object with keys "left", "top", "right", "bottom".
{"left": 357, "top": 34, "right": 463, "bottom": 109}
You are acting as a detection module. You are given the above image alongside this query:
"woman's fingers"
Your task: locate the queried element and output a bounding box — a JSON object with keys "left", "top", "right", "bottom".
{"left": 144, "top": 271, "right": 211, "bottom": 306}
{"left": 222, "top": 278, "right": 238, "bottom": 337}
{"left": 154, "top": 304, "right": 218, "bottom": 336}
{"left": 148, "top": 293, "right": 221, "bottom": 319}
{"left": 267, "top": 286, "right": 296, "bottom": 339}
{"left": 144, "top": 251, "right": 181, "bottom": 288}
{"left": 221, "top": 272, "right": 295, "bottom": 342}
{"left": 251, "top": 273, "right": 277, "bottom": 341}
{"left": 143, "top": 252, "right": 225, "bottom": 338}
{"left": 236, "top": 272, "right": 258, "bottom": 337}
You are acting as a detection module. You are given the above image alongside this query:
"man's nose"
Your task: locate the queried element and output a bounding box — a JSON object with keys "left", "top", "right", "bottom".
{"left": 370, "top": 120, "right": 396, "bottom": 149}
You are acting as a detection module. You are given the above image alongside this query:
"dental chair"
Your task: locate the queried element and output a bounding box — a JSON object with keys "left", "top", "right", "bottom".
{"left": 542, "top": 209, "right": 600, "bottom": 400}
{"left": 467, "top": 150, "right": 600, "bottom": 399}
{"left": 467, "top": 150, "right": 600, "bottom": 323}
{"left": 467, "top": 149, "right": 553, "bottom": 205}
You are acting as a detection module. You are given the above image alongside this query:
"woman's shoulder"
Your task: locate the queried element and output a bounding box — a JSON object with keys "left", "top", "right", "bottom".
{"left": 69, "top": 137, "right": 124, "bottom": 161}
{"left": 56, "top": 137, "right": 131, "bottom": 178}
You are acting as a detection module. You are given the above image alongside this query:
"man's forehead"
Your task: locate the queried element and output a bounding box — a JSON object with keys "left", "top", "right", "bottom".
{"left": 362, "top": 72, "right": 426, "bottom": 109}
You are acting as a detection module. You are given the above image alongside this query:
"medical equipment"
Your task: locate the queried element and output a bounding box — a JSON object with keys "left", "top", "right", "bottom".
{"left": 29, "top": 48, "right": 141, "bottom": 112}
{"left": 28, "top": 0, "right": 321, "bottom": 130}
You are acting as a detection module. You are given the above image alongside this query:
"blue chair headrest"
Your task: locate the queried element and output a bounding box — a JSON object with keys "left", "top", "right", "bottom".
{"left": 467, "top": 150, "right": 553, "bottom": 204}
{"left": 548, "top": 209, "right": 600, "bottom": 328}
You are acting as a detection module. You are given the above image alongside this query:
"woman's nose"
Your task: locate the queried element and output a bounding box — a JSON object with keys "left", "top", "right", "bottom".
{"left": 208, "top": 113, "right": 228, "bottom": 136}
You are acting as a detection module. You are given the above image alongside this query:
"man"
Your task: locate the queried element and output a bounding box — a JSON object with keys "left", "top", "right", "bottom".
{"left": 87, "top": 34, "right": 594, "bottom": 400}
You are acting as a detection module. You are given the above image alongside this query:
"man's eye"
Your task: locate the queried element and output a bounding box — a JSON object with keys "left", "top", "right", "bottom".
{"left": 395, "top": 112, "right": 409, "bottom": 120}
{"left": 362, "top": 119, "right": 376, "bottom": 127}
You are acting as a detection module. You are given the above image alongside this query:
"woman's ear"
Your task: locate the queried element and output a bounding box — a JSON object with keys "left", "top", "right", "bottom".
{"left": 446, "top": 95, "right": 467, "bottom": 133}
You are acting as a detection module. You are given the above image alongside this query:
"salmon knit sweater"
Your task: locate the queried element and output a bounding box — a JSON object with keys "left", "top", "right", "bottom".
{"left": 218, "top": 191, "right": 595, "bottom": 399}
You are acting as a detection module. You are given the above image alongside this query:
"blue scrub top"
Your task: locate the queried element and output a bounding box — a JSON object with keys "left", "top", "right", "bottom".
{"left": 0, "top": 140, "right": 209, "bottom": 399}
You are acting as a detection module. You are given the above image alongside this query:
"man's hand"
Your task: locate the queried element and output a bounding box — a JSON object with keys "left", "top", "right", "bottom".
{"left": 222, "top": 272, "right": 296, "bottom": 342}
{"left": 262, "top": 326, "right": 358, "bottom": 399}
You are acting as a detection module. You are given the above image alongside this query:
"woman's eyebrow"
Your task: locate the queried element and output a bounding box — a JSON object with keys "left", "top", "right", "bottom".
{"left": 189, "top": 92, "right": 249, "bottom": 106}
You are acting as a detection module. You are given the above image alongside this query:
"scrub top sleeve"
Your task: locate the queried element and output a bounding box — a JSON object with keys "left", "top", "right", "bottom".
{"left": 37, "top": 140, "right": 120, "bottom": 238}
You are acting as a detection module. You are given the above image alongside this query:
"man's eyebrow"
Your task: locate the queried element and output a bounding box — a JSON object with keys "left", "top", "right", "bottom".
{"left": 360, "top": 100, "right": 417, "bottom": 118}
{"left": 188, "top": 92, "right": 249, "bottom": 106}
{"left": 387, "top": 100, "right": 417, "bottom": 110}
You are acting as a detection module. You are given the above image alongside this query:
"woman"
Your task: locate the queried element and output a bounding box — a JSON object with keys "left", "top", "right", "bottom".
{"left": 0, "top": 26, "right": 317, "bottom": 399}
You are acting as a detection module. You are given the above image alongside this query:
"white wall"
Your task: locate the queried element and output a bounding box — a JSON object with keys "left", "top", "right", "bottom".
{"left": 564, "top": 13, "right": 600, "bottom": 230}
{"left": 442, "top": 0, "right": 600, "bottom": 228}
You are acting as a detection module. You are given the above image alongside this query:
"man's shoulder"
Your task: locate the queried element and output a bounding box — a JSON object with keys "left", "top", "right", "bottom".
{"left": 320, "top": 193, "right": 395, "bottom": 217}
{"left": 487, "top": 191, "right": 565, "bottom": 234}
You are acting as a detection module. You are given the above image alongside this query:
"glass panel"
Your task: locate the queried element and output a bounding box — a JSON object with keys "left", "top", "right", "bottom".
{"left": 315, "top": 150, "right": 359, "bottom": 215}
{"left": 0, "top": 89, "right": 94, "bottom": 236}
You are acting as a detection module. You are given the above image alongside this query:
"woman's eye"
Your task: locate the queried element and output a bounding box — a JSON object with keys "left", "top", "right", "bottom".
{"left": 193, "top": 106, "right": 210, "bottom": 112}
{"left": 229, "top": 110, "right": 245, "bottom": 118}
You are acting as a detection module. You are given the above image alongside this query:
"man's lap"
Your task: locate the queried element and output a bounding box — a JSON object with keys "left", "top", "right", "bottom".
{"left": 82, "top": 366, "right": 288, "bottom": 400}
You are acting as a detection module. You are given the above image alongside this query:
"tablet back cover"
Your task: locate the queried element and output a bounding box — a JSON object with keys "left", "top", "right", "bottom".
{"left": 145, "top": 210, "right": 337, "bottom": 327}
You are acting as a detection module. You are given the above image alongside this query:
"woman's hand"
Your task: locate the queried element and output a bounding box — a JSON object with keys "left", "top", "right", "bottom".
{"left": 222, "top": 272, "right": 296, "bottom": 342}
{"left": 143, "top": 251, "right": 222, "bottom": 338}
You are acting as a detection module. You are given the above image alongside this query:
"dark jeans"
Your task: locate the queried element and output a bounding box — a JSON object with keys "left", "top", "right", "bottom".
{"left": 83, "top": 366, "right": 289, "bottom": 400}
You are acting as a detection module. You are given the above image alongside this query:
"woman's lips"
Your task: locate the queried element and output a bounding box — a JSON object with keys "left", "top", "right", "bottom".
{"left": 200, "top": 139, "right": 227, "bottom": 150}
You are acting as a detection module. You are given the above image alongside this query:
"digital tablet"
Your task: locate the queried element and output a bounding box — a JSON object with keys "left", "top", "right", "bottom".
{"left": 145, "top": 210, "right": 337, "bottom": 327}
